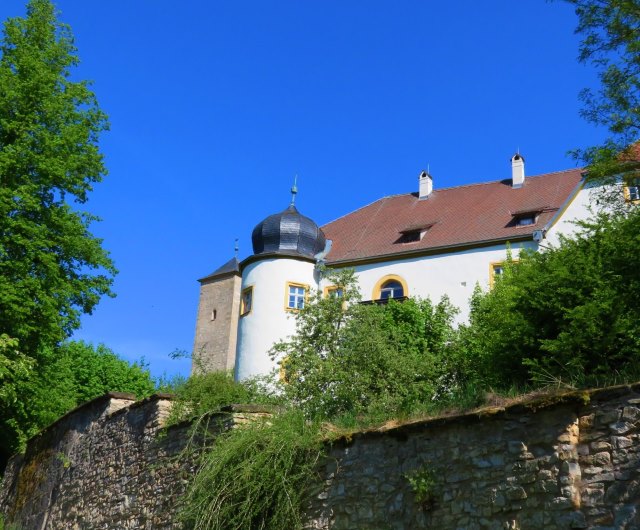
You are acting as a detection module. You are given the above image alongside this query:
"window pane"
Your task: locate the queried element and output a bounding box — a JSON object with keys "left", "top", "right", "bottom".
{"left": 287, "top": 284, "right": 306, "bottom": 309}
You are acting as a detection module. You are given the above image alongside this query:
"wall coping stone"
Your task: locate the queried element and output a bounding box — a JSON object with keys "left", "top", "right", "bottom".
{"left": 329, "top": 382, "right": 640, "bottom": 445}
{"left": 27, "top": 392, "right": 137, "bottom": 446}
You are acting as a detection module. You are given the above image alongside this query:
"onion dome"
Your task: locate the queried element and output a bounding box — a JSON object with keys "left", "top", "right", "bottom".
{"left": 251, "top": 204, "right": 326, "bottom": 259}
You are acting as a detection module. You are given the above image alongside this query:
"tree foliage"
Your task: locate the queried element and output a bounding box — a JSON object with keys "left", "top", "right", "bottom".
{"left": 164, "top": 370, "right": 280, "bottom": 425}
{"left": 0, "top": 0, "right": 115, "bottom": 356}
{"left": 272, "top": 269, "right": 462, "bottom": 420}
{"left": 0, "top": 0, "right": 116, "bottom": 467}
{"left": 566, "top": 0, "right": 640, "bottom": 205}
{"left": 462, "top": 210, "right": 640, "bottom": 389}
{"left": 0, "top": 341, "right": 155, "bottom": 467}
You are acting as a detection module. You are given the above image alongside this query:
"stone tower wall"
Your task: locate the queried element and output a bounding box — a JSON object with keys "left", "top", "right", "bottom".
{"left": 192, "top": 272, "right": 241, "bottom": 373}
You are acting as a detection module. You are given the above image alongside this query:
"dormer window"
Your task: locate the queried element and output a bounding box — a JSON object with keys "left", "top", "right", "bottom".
{"left": 510, "top": 210, "right": 540, "bottom": 228}
{"left": 395, "top": 224, "right": 433, "bottom": 244}
{"left": 515, "top": 214, "right": 536, "bottom": 226}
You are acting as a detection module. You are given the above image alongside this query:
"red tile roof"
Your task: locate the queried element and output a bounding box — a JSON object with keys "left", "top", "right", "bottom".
{"left": 323, "top": 168, "right": 584, "bottom": 264}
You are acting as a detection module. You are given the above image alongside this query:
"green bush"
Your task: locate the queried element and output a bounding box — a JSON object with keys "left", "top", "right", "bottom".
{"left": 462, "top": 210, "right": 640, "bottom": 389}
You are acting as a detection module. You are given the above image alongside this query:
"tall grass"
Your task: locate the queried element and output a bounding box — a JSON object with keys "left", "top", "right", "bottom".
{"left": 180, "top": 410, "right": 323, "bottom": 530}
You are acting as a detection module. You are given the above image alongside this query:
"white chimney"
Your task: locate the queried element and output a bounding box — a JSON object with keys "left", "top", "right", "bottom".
{"left": 511, "top": 153, "right": 525, "bottom": 188}
{"left": 418, "top": 170, "right": 433, "bottom": 199}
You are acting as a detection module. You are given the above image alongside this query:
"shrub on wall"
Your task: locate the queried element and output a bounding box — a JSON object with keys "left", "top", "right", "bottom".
{"left": 462, "top": 210, "right": 640, "bottom": 390}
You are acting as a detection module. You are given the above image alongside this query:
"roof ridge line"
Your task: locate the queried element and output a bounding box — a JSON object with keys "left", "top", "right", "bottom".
{"left": 432, "top": 167, "right": 584, "bottom": 193}
{"left": 321, "top": 167, "right": 584, "bottom": 228}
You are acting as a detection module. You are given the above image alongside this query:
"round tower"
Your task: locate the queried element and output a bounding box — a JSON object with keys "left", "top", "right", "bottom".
{"left": 235, "top": 202, "right": 326, "bottom": 381}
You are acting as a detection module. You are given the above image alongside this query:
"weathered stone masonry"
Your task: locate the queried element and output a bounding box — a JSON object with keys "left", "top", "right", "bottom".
{"left": 307, "top": 386, "right": 640, "bottom": 529}
{"left": 3, "top": 385, "right": 640, "bottom": 529}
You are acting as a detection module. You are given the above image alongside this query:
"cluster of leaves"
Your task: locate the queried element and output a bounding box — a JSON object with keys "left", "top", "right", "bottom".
{"left": 272, "top": 269, "right": 465, "bottom": 421}
{"left": 565, "top": 0, "right": 640, "bottom": 210}
{"left": 405, "top": 465, "right": 437, "bottom": 508}
{"left": 164, "top": 370, "right": 281, "bottom": 425}
{"left": 0, "top": 341, "right": 155, "bottom": 466}
{"left": 181, "top": 410, "right": 323, "bottom": 530}
{"left": 462, "top": 210, "right": 640, "bottom": 390}
{"left": 0, "top": 0, "right": 114, "bottom": 355}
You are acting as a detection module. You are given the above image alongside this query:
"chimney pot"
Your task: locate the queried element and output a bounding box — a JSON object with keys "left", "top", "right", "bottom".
{"left": 418, "top": 170, "right": 433, "bottom": 199}
{"left": 511, "top": 153, "right": 525, "bottom": 188}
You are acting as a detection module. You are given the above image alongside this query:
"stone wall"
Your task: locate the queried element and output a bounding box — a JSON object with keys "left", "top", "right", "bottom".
{"left": 306, "top": 385, "right": 640, "bottom": 529}
{"left": 0, "top": 393, "right": 260, "bottom": 530}
{"left": 3, "top": 385, "right": 640, "bottom": 529}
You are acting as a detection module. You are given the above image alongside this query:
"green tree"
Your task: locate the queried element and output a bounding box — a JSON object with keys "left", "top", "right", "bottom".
{"left": 0, "top": 0, "right": 115, "bottom": 356}
{"left": 565, "top": 0, "right": 640, "bottom": 206}
{"left": 0, "top": 341, "right": 156, "bottom": 463}
{"left": 462, "top": 210, "right": 640, "bottom": 389}
{"left": 0, "top": 0, "right": 114, "bottom": 466}
{"left": 272, "top": 269, "right": 461, "bottom": 420}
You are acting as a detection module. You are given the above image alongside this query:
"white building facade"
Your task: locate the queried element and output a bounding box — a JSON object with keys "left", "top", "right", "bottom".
{"left": 193, "top": 155, "right": 598, "bottom": 380}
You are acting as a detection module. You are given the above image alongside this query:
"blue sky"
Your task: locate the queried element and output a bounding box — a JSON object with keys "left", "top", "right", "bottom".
{"left": 0, "top": 1, "right": 606, "bottom": 380}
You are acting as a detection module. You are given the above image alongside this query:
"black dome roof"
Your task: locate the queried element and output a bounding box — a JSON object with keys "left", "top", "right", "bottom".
{"left": 251, "top": 205, "right": 326, "bottom": 259}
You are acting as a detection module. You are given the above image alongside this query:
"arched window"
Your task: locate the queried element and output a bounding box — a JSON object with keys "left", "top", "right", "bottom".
{"left": 380, "top": 280, "right": 404, "bottom": 300}
{"left": 373, "top": 275, "right": 408, "bottom": 301}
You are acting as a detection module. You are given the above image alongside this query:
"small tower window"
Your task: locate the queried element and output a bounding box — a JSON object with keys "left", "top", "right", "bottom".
{"left": 286, "top": 283, "right": 308, "bottom": 310}
{"left": 240, "top": 286, "right": 253, "bottom": 316}
{"left": 210, "top": 309, "right": 217, "bottom": 321}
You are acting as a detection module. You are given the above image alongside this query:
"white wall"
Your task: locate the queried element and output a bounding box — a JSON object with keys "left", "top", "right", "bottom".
{"left": 325, "top": 242, "right": 538, "bottom": 323}
{"left": 235, "top": 257, "right": 317, "bottom": 380}
{"left": 544, "top": 182, "right": 594, "bottom": 247}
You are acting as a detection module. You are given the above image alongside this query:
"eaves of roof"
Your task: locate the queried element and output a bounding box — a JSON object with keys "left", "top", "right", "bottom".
{"left": 325, "top": 233, "right": 534, "bottom": 267}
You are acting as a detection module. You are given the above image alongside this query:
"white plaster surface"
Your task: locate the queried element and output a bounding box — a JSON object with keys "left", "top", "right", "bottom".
{"left": 333, "top": 242, "right": 538, "bottom": 324}
{"left": 544, "top": 182, "right": 595, "bottom": 247}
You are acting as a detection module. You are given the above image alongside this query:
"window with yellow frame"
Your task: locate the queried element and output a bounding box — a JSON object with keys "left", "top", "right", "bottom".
{"left": 372, "top": 274, "right": 408, "bottom": 301}
{"left": 489, "top": 260, "right": 519, "bottom": 287}
{"left": 285, "top": 282, "right": 308, "bottom": 310}
{"left": 278, "top": 356, "right": 291, "bottom": 384}
{"left": 324, "top": 285, "right": 344, "bottom": 299}
{"left": 623, "top": 176, "right": 640, "bottom": 204}
{"left": 240, "top": 286, "right": 253, "bottom": 316}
